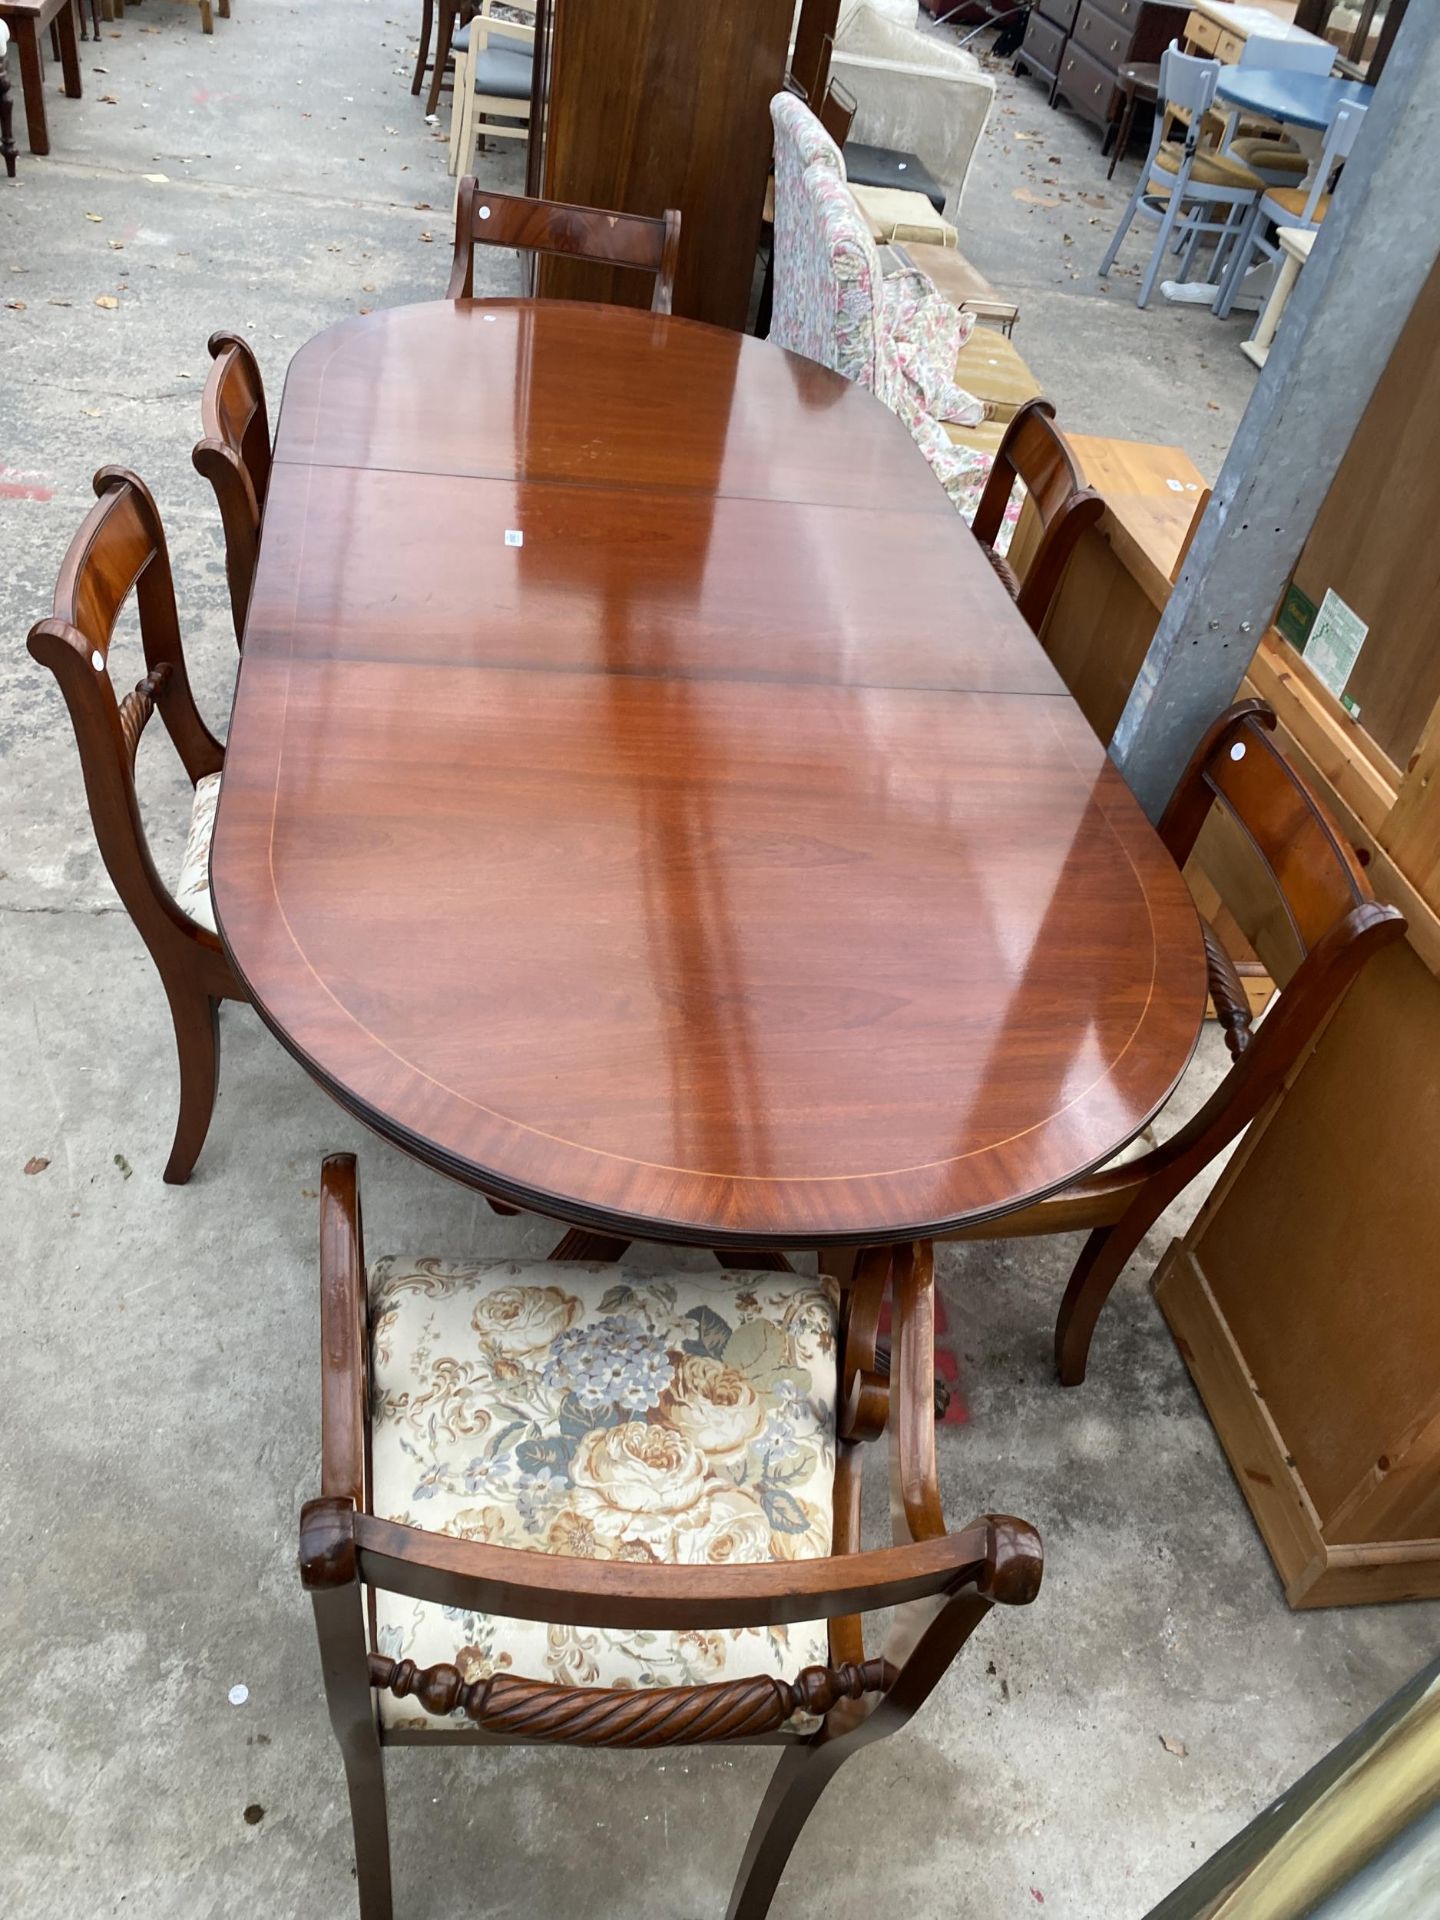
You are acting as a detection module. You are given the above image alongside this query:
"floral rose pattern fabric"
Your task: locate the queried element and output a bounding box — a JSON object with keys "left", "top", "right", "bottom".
{"left": 768, "top": 92, "right": 999, "bottom": 525}
{"left": 368, "top": 1258, "right": 839, "bottom": 1730}
{"left": 173, "top": 770, "right": 221, "bottom": 934}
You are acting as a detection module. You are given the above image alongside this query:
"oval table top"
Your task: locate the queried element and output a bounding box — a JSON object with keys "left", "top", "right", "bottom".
{"left": 212, "top": 299, "right": 1207, "bottom": 1249}
{"left": 1214, "top": 68, "right": 1371, "bottom": 132}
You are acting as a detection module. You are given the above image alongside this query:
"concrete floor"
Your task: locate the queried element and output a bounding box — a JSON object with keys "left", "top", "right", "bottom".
{"left": 2, "top": 6, "right": 1436, "bottom": 1918}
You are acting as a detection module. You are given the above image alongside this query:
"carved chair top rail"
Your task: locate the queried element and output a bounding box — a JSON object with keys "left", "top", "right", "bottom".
{"left": 305, "top": 1504, "right": 1035, "bottom": 1628}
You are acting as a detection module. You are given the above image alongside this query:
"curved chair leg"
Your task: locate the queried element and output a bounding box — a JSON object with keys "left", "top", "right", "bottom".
{"left": 411, "top": 0, "right": 433, "bottom": 95}
{"left": 162, "top": 987, "right": 221, "bottom": 1184}
{"left": 1052, "top": 1214, "right": 1148, "bottom": 1386}
{"left": 726, "top": 1743, "right": 851, "bottom": 1920}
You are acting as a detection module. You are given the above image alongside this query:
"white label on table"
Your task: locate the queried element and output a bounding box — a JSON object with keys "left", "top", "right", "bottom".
{"left": 504, "top": 529, "right": 524, "bottom": 547}
{"left": 1304, "top": 588, "right": 1368, "bottom": 717}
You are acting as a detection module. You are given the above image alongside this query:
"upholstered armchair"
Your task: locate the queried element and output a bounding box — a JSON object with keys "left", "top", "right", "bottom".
{"left": 831, "top": 5, "right": 995, "bottom": 225}
{"left": 768, "top": 92, "right": 993, "bottom": 518}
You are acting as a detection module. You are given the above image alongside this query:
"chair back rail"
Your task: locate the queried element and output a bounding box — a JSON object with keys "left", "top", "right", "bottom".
{"left": 192, "top": 329, "right": 271, "bottom": 646}
{"left": 971, "top": 399, "right": 1104, "bottom": 634}
{"left": 447, "top": 180, "right": 681, "bottom": 310}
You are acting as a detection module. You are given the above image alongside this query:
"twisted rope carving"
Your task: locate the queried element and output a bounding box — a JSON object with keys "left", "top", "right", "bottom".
{"left": 1201, "top": 917, "right": 1254, "bottom": 1060}
{"left": 117, "top": 661, "right": 172, "bottom": 765}
{"left": 369, "top": 1653, "right": 898, "bottom": 1746}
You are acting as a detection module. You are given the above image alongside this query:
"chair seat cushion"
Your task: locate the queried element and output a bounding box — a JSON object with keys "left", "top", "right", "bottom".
{"left": 173, "top": 770, "right": 221, "bottom": 934}
{"left": 472, "top": 44, "right": 534, "bottom": 98}
{"left": 1151, "top": 141, "right": 1262, "bottom": 192}
{"left": 1265, "top": 185, "right": 1331, "bottom": 224}
{"left": 369, "top": 1257, "right": 840, "bottom": 1732}
{"left": 1227, "top": 135, "right": 1308, "bottom": 177}
{"left": 851, "top": 183, "right": 957, "bottom": 249}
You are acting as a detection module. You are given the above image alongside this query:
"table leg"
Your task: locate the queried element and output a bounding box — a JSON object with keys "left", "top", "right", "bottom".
{"left": 58, "top": 0, "right": 82, "bottom": 98}
{"left": 0, "top": 45, "right": 17, "bottom": 177}
{"left": 14, "top": 21, "right": 47, "bottom": 154}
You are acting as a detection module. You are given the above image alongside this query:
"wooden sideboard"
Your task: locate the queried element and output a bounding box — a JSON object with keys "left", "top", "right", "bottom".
{"left": 526, "top": 0, "right": 792, "bottom": 329}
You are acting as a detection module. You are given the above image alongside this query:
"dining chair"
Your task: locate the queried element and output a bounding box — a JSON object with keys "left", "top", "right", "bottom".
{"left": 27, "top": 468, "right": 247, "bottom": 1183}
{"left": 1099, "top": 44, "right": 1264, "bottom": 309}
{"left": 448, "top": 0, "right": 536, "bottom": 184}
{"left": 969, "top": 398, "right": 1103, "bottom": 636}
{"left": 300, "top": 1154, "right": 1043, "bottom": 1920}
{"left": 931, "top": 700, "right": 1406, "bottom": 1386}
{"left": 191, "top": 329, "right": 271, "bottom": 649}
{"left": 447, "top": 179, "right": 682, "bottom": 311}
{"left": 1214, "top": 100, "right": 1366, "bottom": 321}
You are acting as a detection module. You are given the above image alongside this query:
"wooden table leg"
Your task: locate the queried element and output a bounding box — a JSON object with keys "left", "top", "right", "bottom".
{"left": 199, "top": 0, "right": 214, "bottom": 32}
{"left": 13, "top": 20, "right": 47, "bottom": 154}
{"left": 57, "top": 0, "right": 82, "bottom": 98}
{"left": 0, "top": 41, "right": 17, "bottom": 177}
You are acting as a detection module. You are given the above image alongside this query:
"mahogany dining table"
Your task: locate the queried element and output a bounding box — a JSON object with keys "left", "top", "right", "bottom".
{"left": 211, "top": 298, "right": 1207, "bottom": 1252}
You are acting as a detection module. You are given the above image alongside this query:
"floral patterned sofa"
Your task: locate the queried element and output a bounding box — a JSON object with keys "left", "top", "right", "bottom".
{"left": 768, "top": 90, "right": 996, "bottom": 522}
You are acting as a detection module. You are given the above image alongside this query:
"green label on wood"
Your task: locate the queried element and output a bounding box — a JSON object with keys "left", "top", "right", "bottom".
{"left": 1277, "top": 581, "right": 1317, "bottom": 650}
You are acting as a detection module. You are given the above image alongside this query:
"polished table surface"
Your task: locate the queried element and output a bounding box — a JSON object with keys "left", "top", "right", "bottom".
{"left": 212, "top": 300, "right": 1207, "bottom": 1248}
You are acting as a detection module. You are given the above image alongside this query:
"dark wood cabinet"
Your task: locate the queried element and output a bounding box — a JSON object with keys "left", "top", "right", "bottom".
{"left": 1054, "top": 0, "right": 1190, "bottom": 135}
{"left": 1014, "top": 0, "right": 1082, "bottom": 97}
{"left": 526, "top": 0, "right": 792, "bottom": 331}
{"left": 1018, "top": 0, "right": 1188, "bottom": 140}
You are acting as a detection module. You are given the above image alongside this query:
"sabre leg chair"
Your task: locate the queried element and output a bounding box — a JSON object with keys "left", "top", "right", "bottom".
{"left": 1214, "top": 100, "right": 1367, "bottom": 322}
{"left": 301, "top": 1155, "right": 1043, "bottom": 1920}
{"left": 27, "top": 469, "right": 248, "bottom": 1183}
{"left": 931, "top": 700, "right": 1405, "bottom": 1384}
{"left": 970, "top": 398, "right": 1103, "bottom": 636}
{"left": 1099, "top": 43, "right": 1263, "bottom": 309}
{"left": 191, "top": 329, "right": 271, "bottom": 648}
{"left": 448, "top": 178, "right": 681, "bottom": 313}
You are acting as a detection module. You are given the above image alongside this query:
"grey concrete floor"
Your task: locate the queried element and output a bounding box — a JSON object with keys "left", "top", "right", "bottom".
{"left": 2, "top": 7, "right": 1436, "bottom": 1918}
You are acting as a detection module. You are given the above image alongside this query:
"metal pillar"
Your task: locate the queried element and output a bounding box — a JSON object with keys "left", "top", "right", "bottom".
{"left": 1110, "top": 0, "right": 1440, "bottom": 821}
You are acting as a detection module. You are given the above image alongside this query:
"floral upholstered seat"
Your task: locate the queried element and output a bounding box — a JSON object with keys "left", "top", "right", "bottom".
{"left": 174, "top": 770, "right": 221, "bottom": 934}
{"left": 368, "top": 1257, "right": 840, "bottom": 1730}
{"left": 768, "top": 91, "right": 993, "bottom": 520}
